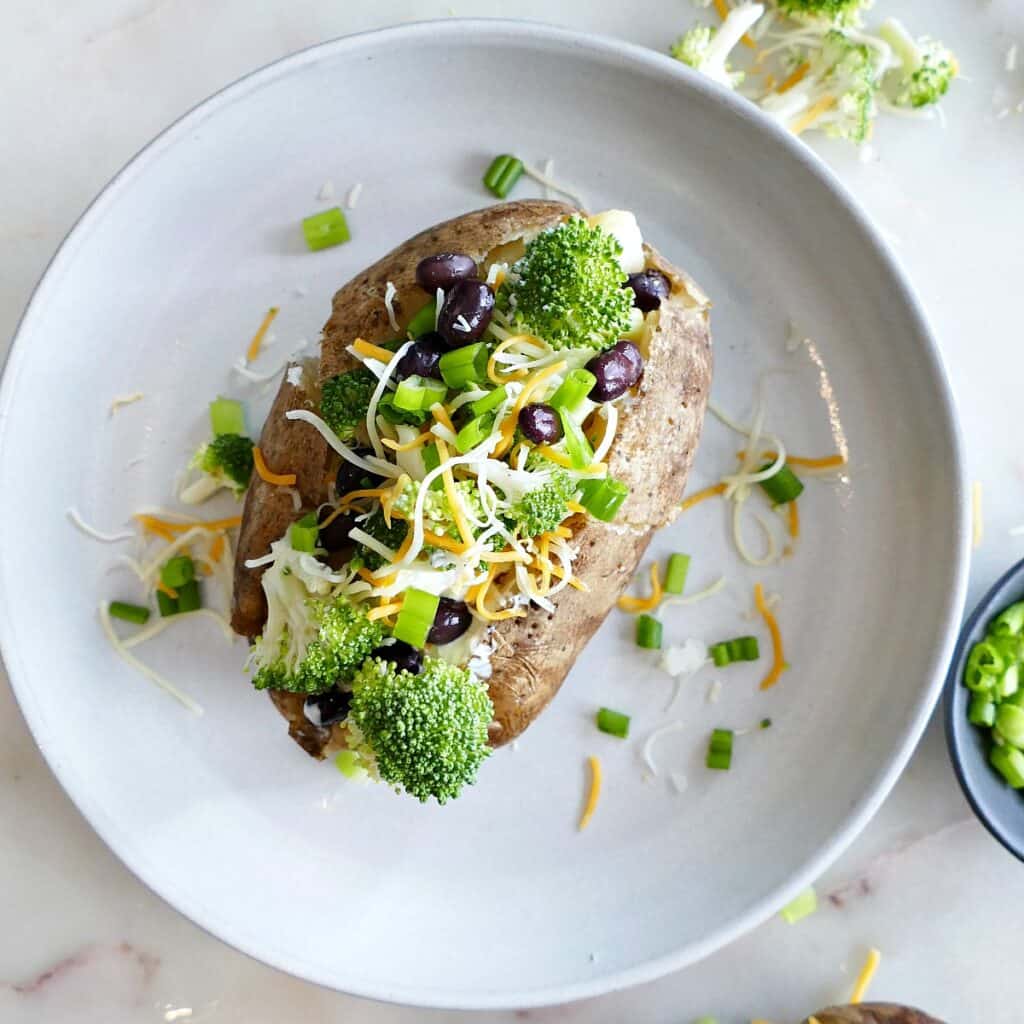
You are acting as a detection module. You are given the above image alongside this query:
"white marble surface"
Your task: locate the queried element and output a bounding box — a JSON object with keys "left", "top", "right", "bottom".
{"left": 2, "top": 1, "right": 1024, "bottom": 1021}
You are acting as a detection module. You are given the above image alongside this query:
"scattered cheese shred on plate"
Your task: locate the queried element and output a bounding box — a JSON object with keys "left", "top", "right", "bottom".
{"left": 246, "top": 306, "right": 279, "bottom": 364}
{"left": 66, "top": 507, "right": 135, "bottom": 543}
{"left": 617, "top": 562, "right": 663, "bottom": 614}
{"left": 849, "top": 947, "right": 882, "bottom": 1004}
{"left": 754, "top": 582, "right": 786, "bottom": 690}
{"left": 578, "top": 755, "right": 602, "bottom": 831}
{"left": 681, "top": 482, "right": 727, "bottom": 511}
{"left": 108, "top": 392, "right": 144, "bottom": 416}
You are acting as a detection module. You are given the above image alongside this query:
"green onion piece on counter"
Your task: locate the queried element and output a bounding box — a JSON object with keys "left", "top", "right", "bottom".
{"left": 759, "top": 462, "right": 805, "bottom": 505}
{"left": 596, "top": 707, "right": 631, "bottom": 739}
{"left": 156, "top": 590, "right": 179, "bottom": 618}
{"left": 635, "top": 614, "right": 663, "bottom": 650}
{"left": 455, "top": 414, "right": 494, "bottom": 454}
{"left": 439, "top": 343, "right": 489, "bottom": 389}
{"left": 576, "top": 477, "right": 630, "bottom": 522}
{"left": 710, "top": 636, "right": 760, "bottom": 667}
{"left": 968, "top": 694, "right": 996, "bottom": 728}
{"left": 990, "top": 600, "right": 1024, "bottom": 637}
{"left": 990, "top": 744, "right": 1024, "bottom": 789}
{"left": 996, "top": 704, "right": 1024, "bottom": 746}
{"left": 393, "top": 374, "right": 447, "bottom": 413}
{"left": 706, "top": 728, "right": 734, "bottom": 771}
{"left": 780, "top": 886, "right": 818, "bottom": 924}
{"left": 209, "top": 397, "right": 246, "bottom": 437}
{"left": 406, "top": 300, "right": 437, "bottom": 339}
{"left": 335, "top": 749, "right": 368, "bottom": 780}
{"left": 289, "top": 513, "right": 320, "bottom": 553}
{"left": 422, "top": 442, "right": 443, "bottom": 490}
{"left": 549, "top": 368, "right": 598, "bottom": 412}
{"left": 965, "top": 640, "right": 1006, "bottom": 691}
{"left": 108, "top": 601, "right": 151, "bottom": 625}
{"left": 558, "top": 408, "right": 595, "bottom": 469}
{"left": 160, "top": 555, "right": 195, "bottom": 589}
{"left": 709, "top": 642, "right": 732, "bottom": 668}
{"left": 377, "top": 392, "right": 428, "bottom": 426}
{"left": 393, "top": 587, "right": 441, "bottom": 648}
{"left": 760, "top": 717, "right": 773, "bottom": 730}
{"left": 734, "top": 636, "right": 760, "bottom": 661}
{"left": 483, "top": 154, "right": 524, "bottom": 199}
{"left": 664, "top": 553, "right": 691, "bottom": 595}
{"left": 302, "top": 206, "right": 351, "bottom": 251}
{"left": 469, "top": 385, "right": 508, "bottom": 419}
{"left": 176, "top": 580, "right": 201, "bottom": 614}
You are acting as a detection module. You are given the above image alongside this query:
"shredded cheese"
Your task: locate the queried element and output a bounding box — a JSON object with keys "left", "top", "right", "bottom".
{"left": 578, "top": 755, "right": 602, "bottom": 831}
{"left": 353, "top": 338, "right": 396, "bottom": 364}
{"left": 134, "top": 513, "right": 242, "bottom": 535}
{"left": 246, "top": 307, "right": 279, "bottom": 363}
{"left": 383, "top": 282, "right": 400, "bottom": 333}
{"left": 487, "top": 335, "right": 539, "bottom": 383}
{"left": 849, "top": 948, "right": 881, "bottom": 1004}
{"left": 739, "top": 449, "right": 847, "bottom": 471}
{"left": 284, "top": 409, "right": 403, "bottom": 478}
{"left": 787, "top": 499, "right": 800, "bottom": 539}
{"left": 681, "top": 482, "right": 727, "bottom": 511}
{"left": 368, "top": 601, "right": 403, "bottom": 621}
{"left": 422, "top": 528, "right": 471, "bottom": 555}
{"left": 642, "top": 720, "right": 686, "bottom": 776}
{"left": 108, "top": 392, "right": 144, "bottom": 416}
{"left": 754, "top": 583, "right": 785, "bottom": 690}
{"left": 430, "top": 402, "right": 456, "bottom": 433}
{"left": 435, "top": 439, "right": 475, "bottom": 548}
{"left": 382, "top": 431, "right": 433, "bottom": 452}
{"left": 791, "top": 95, "right": 838, "bottom": 135}
{"left": 776, "top": 61, "right": 810, "bottom": 93}
{"left": 617, "top": 562, "right": 663, "bottom": 614}
{"left": 495, "top": 360, "right": 568, "bottom": 456}
{"left": 67, "top": 507, "right": 134, "bottom": 543}
{"left": 252, "top": 446, "right": 297, "bottom": 486}
{"left": 713, "top": 0, "right": 757, "bottom": 49}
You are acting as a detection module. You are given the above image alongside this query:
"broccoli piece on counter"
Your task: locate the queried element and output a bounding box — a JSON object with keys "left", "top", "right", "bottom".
{"left": 504, "top": 217, "right": 633, "bottom": 351}
{"left": 879, "top": 19, "right": 958, "bottom": 109}
{"left": 346, "top": 656, "right": 493, "bottom": 803}
{"left": 321, "top": 367, "right": 377, "bottom": 441}
{"left": 670, "top": 3, "right": 765, "bottom": 89}
{"left": 508, "top": 471, "right": 576, "bottom": 538}
{"left": 181, "top": 433, "right": 255, "bottom": 503}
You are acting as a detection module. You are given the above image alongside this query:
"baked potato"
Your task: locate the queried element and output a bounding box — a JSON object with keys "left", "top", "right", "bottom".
{"left": 806, "top": 1005, "right": 944, "bottom": 1024}
{"left": 231, "top": 199, "right": 711, "bottom": 799}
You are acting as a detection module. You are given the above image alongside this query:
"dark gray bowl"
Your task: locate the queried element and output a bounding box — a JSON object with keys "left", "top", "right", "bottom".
{"left": 945, "top": 557, "right": 1024, "bottom": 862}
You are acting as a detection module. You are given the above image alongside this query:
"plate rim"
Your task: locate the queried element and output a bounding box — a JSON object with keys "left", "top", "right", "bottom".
{"left": 0, "top": 16, "right": 972, "bottom": 1010}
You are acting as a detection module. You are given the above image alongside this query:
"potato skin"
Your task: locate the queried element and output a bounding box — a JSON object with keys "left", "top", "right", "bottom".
{"left": 807, "top": 1005, "right": 945, "bottom": 1024}
{"left": 231, "top": 201, "right": 711, "bottom": 756}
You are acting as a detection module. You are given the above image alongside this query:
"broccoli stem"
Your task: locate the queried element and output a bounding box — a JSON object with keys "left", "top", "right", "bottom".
{"left": 879, "top": 18, "right": 921, "bottom": 73}
{"left": 706, "top": 3, "right": 765, "bottom": 76}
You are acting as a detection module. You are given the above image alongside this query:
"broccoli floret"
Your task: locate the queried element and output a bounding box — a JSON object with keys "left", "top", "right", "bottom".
{"left": 320, "top": 368, "right": 376, "bottom": 441}
{"left": 504, "top": 217, "right": 633, "bottom": 351}
{"left": 879, "top": 19, "right": 957, "bottom": 109}
{"left": 181, "top": 433, "right": 254, "bottom": 503}
{"left": 760, "top": 30, "right": 879, "bottom": 143}
{"left": 509, "top": 471, "right": 575, "bottom": 537}
{"left": 669, "top": 3, "right": 765, "bottom": 89}
{"left": 393, "top": 479, "right": 487, "bottom": 541}
{"left": 252, "top": 595, "right": 384, "bottom": 695}
{"left": 354, "top": 509, "right": 408, "bottom": 570}
{"left": 347, "top": 656, "right": 493, "bottom": 803}
{"left": 772, "top": 0, "right": 870, "bottom": 26}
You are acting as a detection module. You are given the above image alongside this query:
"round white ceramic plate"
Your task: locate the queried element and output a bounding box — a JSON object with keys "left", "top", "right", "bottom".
{"left": 0, "top": 19, "right": 968, "bottom": 1010}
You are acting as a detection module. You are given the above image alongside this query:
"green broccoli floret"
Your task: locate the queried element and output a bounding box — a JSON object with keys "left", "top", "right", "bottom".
{"left": 670, "top": 3, "right": 765, "bottom": 88}
{"left": 879, "top": 19, "right": 957, "bottom": 109}
{"left": 347, "top": 656, "right": 493, "bottom": 803}
{"left": 760, "top": 30, "right": 879, "bottom": 144}
{"left": 509, "top": 471, "right": 576, "bottom": 537}
{"left": 772, "top": 0, "right": 870, "bottom": 26}
{"left": 320, "top": 368, "right": 377, "bottom": 441}
{"left": 252, "top": 595, "right": 384, "bottom": 694}
{"left": 354, "top": 509, "right": 408, "bottom": 570}
{"left": 504, "top": 217, "right": 632, "bottom": 350}
{"left": 182, "top": 433, "right": 255, "bottom": 503}
{"left": 393, "top": 479, "right": 488, "bottom": 541}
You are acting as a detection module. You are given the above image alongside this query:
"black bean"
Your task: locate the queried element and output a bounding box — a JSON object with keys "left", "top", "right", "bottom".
{"left": 395, "top": 334, "right": 447, "bottom": 380}
{"left": 335, "top": 449, "right": 383, "bottom": 497}
{"left": 305, "top": 688, "right": 352, "bottom": 727}
{"left": 437, "top": 280, "right": 494, "bottom": 347}
{"left": 518, "top": 403, "right": 562, "bottom": 444}
{"left": 586, "top": 349, "right": 634, "bottom": 402}
{"left": 317, "top": 509, "right": 352, "bottom": 553}
{"left": 611, "top": 339, "right": 644, "bottom": 385}
{"left": 372, "top": 640, "right": 423, "bottom": 675}
{"left": 416, "top": 253, "right": 478, "bottom": 292}
{"left": 427, "top": 597, "right": 473, "bottom": 645}
{"left": 625, "top": 269, "right": 671, "bottom": 312}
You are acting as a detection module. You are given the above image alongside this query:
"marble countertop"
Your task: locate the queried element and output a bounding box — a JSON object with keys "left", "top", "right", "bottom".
{"left": 3, "top": 1, "right": 1024, "bottom": 1021}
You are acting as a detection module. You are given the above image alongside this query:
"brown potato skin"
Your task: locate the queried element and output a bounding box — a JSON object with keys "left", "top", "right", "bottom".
{"left": 230, "top": 201, "right": 711, "bottom": 756}
{"left": 807, "top": 1005, "right": 944, "bottom": 1024}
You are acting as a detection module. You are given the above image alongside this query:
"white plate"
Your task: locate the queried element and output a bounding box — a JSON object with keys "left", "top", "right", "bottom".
{"left": 0, "top": 19, "right": 969, "bottom": 1010}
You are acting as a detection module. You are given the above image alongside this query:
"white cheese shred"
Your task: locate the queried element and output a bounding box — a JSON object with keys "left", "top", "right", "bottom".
{"left": 346, "top": 182, "right": 363, "bottom": 209}
{"left": 642, "top": 720, "right": 686, "bottom": 777}
{"left": 520, "top": 162, "right": 586, "bottom": 209}
{"left": 384, "top": 281, "right": 401, "bottom": 334}
{"left": 284, "top": 409, "right": 403, "bottom": 478}
{"left": 108, "top": 392, "right": 144, "bottom": 416}
{"left": 67, "top": 507, "right": 135, "bottom": 543}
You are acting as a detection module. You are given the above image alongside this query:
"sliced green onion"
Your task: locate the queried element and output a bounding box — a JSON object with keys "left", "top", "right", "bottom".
{"left": 990, "top": 600, "right": 1024, "bottom": 637}
{"left": 558, "top": 408, "right": 594, "bottom": 469}
{"left": 439, "top": 343, "right": 489, "bottom": 389}
{"left": 706, "top": 728, "right": 734, "bottom": 771}
{"left": 577, "top": 477, "right": 630, "bottom": 522}
{"left": 483, "top": 154, "right": 524, "bottom": 199}
{"left": 780, "top": 886, "right": 818, "bottom": 924}
{"left": 302, "top": 206, "right": 351, "bottom": 251}
{"left": 455, "top": 414, "right": 494, "bottom": 454}
{"left": 156, "top": 590, "right": 179, "bottom": 618}
{"left": 759, "top": 462, "right": 805, "bottom": 505}
{"left": 406, "top": 300, "right": 437, "bottom": 339}
{"left": 469, "top": 385, "right": 508, "bottom": 419}
{"left": 999, "top": 662, "right": 1021, "bottom": 699}
{"left": 965, "top": 640, "right": 1006, "bottom": 691}
{"left": 596, "top": 707, "right": 631, "bottom": 739}
{"left": 735, "top": 636, "right": 760, "bottom": 661}
{"left": 709, "top": 636, "right": 759, "bottom": 667}
{"left": 636, "top": 614, "right": 663, "bottom": 650}
{"left": 996, "top": 704, "right": 1024, "bottom": 746}
{"left": 377, "top": 392, "right": 428, "bottom": 426}
{"left": 209, "top": 397, "right": 246, "bottom": 437}
{"left": 664, "top": 553, "right": 691, "bottom": 595}
{"left": 289, "top": 512, "right": 320, "bottom": 553}
{"left": 161, "top": 555, "right": 195, "bottom": 589}
{"left": 393, "top": 374, "right": 448, "bottom": 413}
{"left": 393, "top": 587, "right": 440, "bottom": 648}
{"left": 760, "top": 717, "right": 773, "bottom": 729}
{"left": 176, "top": 580, "right": 201, "bottom": 614}
{"left": 991, "top": 744, "right": 1024, "bottom": 788}
{"left": 709, "top": 643, "right": 731, "bottom": 667}
{"left": 422, "top": 442, "right": 443, "bottom": 490}
{"left": 108, "top": 601, "right": 151, "bottom": 625}
{"left": 549, "top": 368, "right": 597, "bottom": 412}
{"left": 968, "top": 694, "right": 996, "bottom": 728}
{"left": 335, "top": 749, "right": 368, "bottom": 780}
